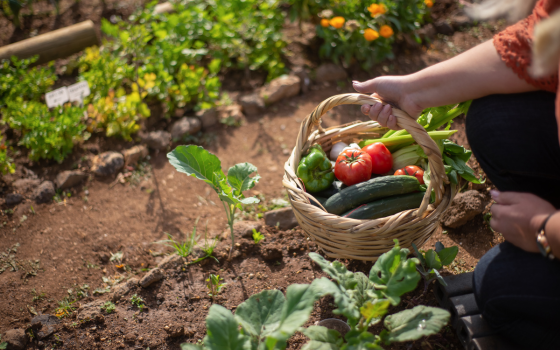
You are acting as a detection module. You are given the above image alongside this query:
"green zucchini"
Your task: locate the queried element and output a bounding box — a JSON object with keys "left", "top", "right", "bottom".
{"left": 342, "top": 192, "right": 425, "bottom": 220}
{"left": 314, "top": 181, "right": 346, "bottom": 198}
{"left": 310, "top": 196, "right": 328, "bottom": 208}
{"left": 324, "top": 176, "right": 420, "bottom": 215}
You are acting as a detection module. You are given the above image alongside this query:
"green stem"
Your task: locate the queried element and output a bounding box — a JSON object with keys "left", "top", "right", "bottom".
{"left": 359, "top": 130, "right": 457, "bottom": 148}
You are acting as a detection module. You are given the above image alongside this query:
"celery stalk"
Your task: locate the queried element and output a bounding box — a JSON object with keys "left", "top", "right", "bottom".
{"left": 358, "top": 130, "right": 458, "bottom": 148}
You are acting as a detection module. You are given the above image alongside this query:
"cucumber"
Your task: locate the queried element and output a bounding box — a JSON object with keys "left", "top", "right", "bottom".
{"left": 310, "top": 196, "right": 328, "bottom": 208}
{"left": 313, "top": 181, "right": 346, "bottom": 198}
{"left": 342, "top": 192, "right": 425, "bottom": 220}
{"left": 324, "top": 176, "right": 420, "bottom": 215}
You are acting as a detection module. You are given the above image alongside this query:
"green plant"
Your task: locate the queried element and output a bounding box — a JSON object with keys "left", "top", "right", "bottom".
{"left": 188, "top": 222, "right": 219, "bottom": 265}
{"left": 206, "top": 274, "right": 226, "bottom": 302}
{"left": 181, "top": 240, "right": 450, "bottom": 350}
{"left": 131, "top": 294, "right": 146, "bottom": 311}
{"left": 101, "top": 301, "right": 116, "bottom": 314}
{"left": 154, "top": 218, "right": 200, "bottom": 258}
{"left": 252, "top": 229, "right": 265, "bottom": 244}
{"left": 0, "top": 333, "right": 6, "bottom": 349}
{"left": 31, "top": 289, "right": 46, "bottom": 302}
{"left": 411, "top": 242, "right": 458, "bottom": 293}
{"left": 110, "top": 251, "right": 123, "bottom": 263}
{"left": 54, "top": 297, "right": 77, "bottom": 318}
{"left": 168, "top": 145, "right": 260, "bottom": 258}
{"left": 0, "top": 137, "right": 15, "bottom": 175}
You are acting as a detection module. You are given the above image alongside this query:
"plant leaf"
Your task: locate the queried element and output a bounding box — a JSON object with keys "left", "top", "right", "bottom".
{"left": 181, "top": 344, "right": 205, "bottom": 350}
{"left": 204, "top": 304, "right": 251, "bottom": 350}
{"left": 425, "top": 250, "right": 442, "bottom": 270}
{"left": 432, "top": 269, "right": 447, "bottom": 287}
{"left": 410, "top": 242, "right": 426, "bottom": 268}
{"left": 309, "top": 253, "right": 357, "bottom": 291}
{"left": 434, "top": 242, "right": 445, "bottom": 253}
{"left": 437, "top": 246, "right": 458, "bottom": 266}
{"left": 302, "top": 325, "right": 343, "bottom": 350}
{"left": 227, "top": 163, "right": 261, "bottom": 195}
{"left": 234, "top": 290, "right": 284, "bottom": 339}
{"left": 343, "top": 330, "right": 383, "bottom": 350}
{"left": 167, "top": 145, "right": 225, "bottom": 191}
{"left": 383, "top": 305, "right": 450, "bottom": 343}
{"left": 360, "top": 299, "right": 390, "bottom": 327}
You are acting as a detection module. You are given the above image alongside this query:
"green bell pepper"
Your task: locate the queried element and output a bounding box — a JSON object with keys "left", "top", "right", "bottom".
{"left": 297, "top": 144, "right": 335, "bottom": 193}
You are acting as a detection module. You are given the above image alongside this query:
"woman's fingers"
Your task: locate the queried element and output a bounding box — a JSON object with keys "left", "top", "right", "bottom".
{"left": 377, "top": 104, "right": 392, "bottom": 126}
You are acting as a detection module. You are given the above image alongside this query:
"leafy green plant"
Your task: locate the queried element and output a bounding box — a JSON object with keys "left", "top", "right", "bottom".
{"left": 0, "top": 137, "right": 15, "bottom": 175}
{"left": 252, "top": 229, "right": 265, "bottom": 244}
{"left": 411, "top": 242, "right": 458, "bottom": 293}
{"left": 0, "top": 333, "right": 6, "bottom": 349}
{"left": 155, "top": 218, "right": 200, "bottom": 258}
{"left": 188, "top": 222, "right": 219, "bottom": 265}
{"left": 0, "top": 56, "right": 56, "bottom": 107}
{"left": 54, "top": 298, "right": 77, "bottom": 318}
{"left": 168, "top": 145, "right": 260, "bottom": 258}
{"left": 181, "top": 240, "right": 450, "bottom": 350}
{"left": 101, "top": 301, "right": 116, "bottom": 314}
{"left": 206, "top": 274, "right": 226, "bottom": 302}
{"left": 131, "top": 294, "right": 146, "bottom": 311}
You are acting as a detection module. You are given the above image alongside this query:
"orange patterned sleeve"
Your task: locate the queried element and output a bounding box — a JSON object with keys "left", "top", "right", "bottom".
{"left": 493, "top": 0, "right": 560, "bottom": 93}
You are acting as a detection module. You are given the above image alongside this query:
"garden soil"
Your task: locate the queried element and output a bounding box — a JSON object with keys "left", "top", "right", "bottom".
{"left": 0, "top": 3, "right": 507, "bottom": 349}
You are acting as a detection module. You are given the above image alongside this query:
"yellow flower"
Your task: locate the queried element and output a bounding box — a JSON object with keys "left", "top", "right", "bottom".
{"left": 364, "top": 28, "right": 379, "bottom": 41}
{"left": 379, "top": 25, "right": 394, "bottom": 38}
{"left": 424, "top": 0, "right": 433, "bottom": 7}
{"left": 368, "top": 3, "right": 387, "bottom": 16}
{"left": 329, "top": 16, "right": 345, "bottom": 29}
{"left": 321, "top": 18, "right": 330, "bottom": 27}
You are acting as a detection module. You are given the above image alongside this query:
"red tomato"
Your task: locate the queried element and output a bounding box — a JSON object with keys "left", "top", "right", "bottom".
{"left": 361, "top": 142, "right": 393, "bottom": 174}
{"left": 334, "top": 149, "right": 373, "bottom": 186}
{"left": 394, "top": 165, "right": 425, "bottom": 185}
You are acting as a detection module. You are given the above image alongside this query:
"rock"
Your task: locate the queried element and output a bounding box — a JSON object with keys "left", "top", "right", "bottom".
{"left": 91, "top": 151, "right": 124, "bottom": 176}
{"left": 442, "top": 190, "right": 486, "bottom": 228}
{"left": 434, "top": 21, "right": 454, "bottom": 36}
{"left": 55, "top": 170, "right": 87, "bottom": 190}
{"left": 260, "top": 75, "right": 301, "bottom": 105}
{"left": 219, "top": 104, "right": 245, "bottom": 125}
{"left": 110, "top": 278, "right": 138, "bottom": 302}
{"left": 196, "top": 108, "right": 218, "bottom": 129}
{"left": 12, "top": 178, "right": 40, "bottom": 193}
{"left": 157, "top": 254, "right": 184, "bottom": 270}
{"left": 239, "top": 93, "right": 265, "bottom": 116}
{"left": 292, "top": 67, "right": 311, "bottom": 93}
{"left": 260, "top": 244, "right": 283, "bottom": 261}
{"left": 417, "top": 23, "right": 437, "bottom": 41}
{"left": 122, "top": 145, "right": 149, "bottom": 167}
{"left": 5, "top": 193, "right": 23, "bottom": 205}
{"left": 141, "top": 130, "right": 172, "bottom": 151}
{"left": 124, "top": 333, "right": 136, "bottom": 343}
{"left": 450, "top": 14, "right": 473, "bottom": 30}
{"left": 233, "top": 221, "right": 263, "bottom": 239}
{"left": 315, "top": 63, "right": 347, "bottom": 83}
{"left": 77, "top": 300, "right": 105, "bottom": 322}
{"left": 31, "top": 314, "right": 60, "bottom": 340}
{"left": 33, "top": 181, "right": 55, "bottom": 204}
{"left": 264, "top": 207, "right": 298, "bottom": 230}
{"left": 3, "top": 329, "right": 27, "bottom": 350}
{"left": 171, "top": 117, "right": 201, "bottom": 140}
{"left": 139, "top": 268, "right": 164, "bottom": 288}
{"left": 164, "top": 324, "right": 184, "bottom": 338}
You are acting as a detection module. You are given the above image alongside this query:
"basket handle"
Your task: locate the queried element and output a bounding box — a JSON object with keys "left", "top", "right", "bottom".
{"left": 297, "top": 93, "right": 448, "bottom": 209}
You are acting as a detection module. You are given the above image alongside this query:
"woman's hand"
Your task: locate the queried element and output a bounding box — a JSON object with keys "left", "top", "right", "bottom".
{"left": 353, "top": 76, "right": 424, "bottom": 130}
{"left": 490, "top": 190, "right": 557, "bottom": 252}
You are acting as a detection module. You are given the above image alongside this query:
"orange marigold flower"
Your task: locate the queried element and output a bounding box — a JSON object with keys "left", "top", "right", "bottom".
{"left": 425, "top": 0, "right": 433, "bottom": 7}
{"left": 116, "top": 264, "right": 124, "bottom": 269}
{"left": 321, "top": 18, "right": 330, "bottom": 27}
{"left": 364, "top": 28, "right": 380, "bottom": 41}
{"left": 379, "top": 25, "right": 394, "bottom": 38}
{"left": 329, "top": 16, "right": 345, "bottom": 29}
{"left": 368, "top": 3, "right": 387, "bottom": 16}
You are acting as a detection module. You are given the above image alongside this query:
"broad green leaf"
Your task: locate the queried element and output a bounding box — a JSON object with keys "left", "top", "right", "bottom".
{"left": 228, "top": 162, "right": 260, "bottom": 195}
{"left": 434, "top": 242, "right": 445, "bottom": 253}
{"left": 205, "top": 304, "right": 250, "bottom": 350}
{"left": 432, "top": 269, "right": 447, "bottom": 287}
{"left": 181, "top": 344, "right": 205, "bottom": 350}
{"left": 369, "top": 241, "right": 420, "bottom": 305}
{"left": 302, "top": 326, "right": 343, "bottom": 350}
{"left": 313, "top": 277, "right": 360, "bottom": 325}
{"left": 309, "top": 253, "right": 357, "bottom": 291}
{"left": 437, "top": 246, "right": 458, "bottom": 266}
{"left": 234, "top": 290, "right": 284, "bottom": 338}
{"left": 342, "top": 330, "right": 383, "bottom": 350}
{"left": 359, "top": 299, "right": 390, "bottom": 326}
{"left": 167, "top": 145, "right": 225, "bottom": 190}
{"left": 302, "top": 341, "right": 340, "bottom": 350}
{"left": 383, "top": 306, "right": 450, "bottom": 343}
{"left": 425, "top": 250, "right": 442, "bottom": 270}
{"left": 348, "top": 272, "right": 376, "bottom": 310}
{"left": 410, "top": 242, "right": 426, "bottom": 268}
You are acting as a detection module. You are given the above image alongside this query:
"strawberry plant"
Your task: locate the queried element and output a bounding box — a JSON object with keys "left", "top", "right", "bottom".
{"left": 167, "top": 145, "right": 260, "bottom": 258}
{"left": 180, "top": 240, "right": 450, "bottom": 349}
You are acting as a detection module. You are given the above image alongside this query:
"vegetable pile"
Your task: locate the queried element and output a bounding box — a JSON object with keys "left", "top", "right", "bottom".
{"left": 296, "top": 101, "right": 484, "bottom": 220}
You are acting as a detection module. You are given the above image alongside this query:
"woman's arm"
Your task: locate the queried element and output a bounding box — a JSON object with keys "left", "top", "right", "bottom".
{"left": 353, "top": 40, "right": 539, "bottom": 129}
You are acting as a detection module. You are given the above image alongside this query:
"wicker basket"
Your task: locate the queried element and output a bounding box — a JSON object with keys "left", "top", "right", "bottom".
{"left": 282, "top": 93, "right": 457, "bottom": 261}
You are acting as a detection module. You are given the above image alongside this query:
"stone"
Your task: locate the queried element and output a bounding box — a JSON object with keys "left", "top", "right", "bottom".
{"left": 442, "top": 190, "right": 486, "bottom": 228}
{"left": 315, "top": 63, "right": 347, "bottom": 83}
{"left": 3, "top": 328, "right": 27, "bottom": 350}
{"left": 77, "top": 300, "right": 105, "bottom": 322}
{"left": 196, "top": 108, "right": 218, "bottom": 129}
{"left": 91, "top": 151, "right": 124, "bottom": 176}
{"left": 260, "top": 75, "right": 301, "bottom": 105}
{"left": 139, "top": 268, "right": 164, "bottom": 288}
{"left": 164, "top": 324, "right": 184, "bottom": 338}
{"left": 450, "top": 14, "right": 473, "bottom": 30}
{"left": 239, "top": 93, "right": 265, "bottom": 116}
{"left": 33, "top": 181, "right": 55, "bottom": 204}
{"left": 122, "top": 145, "right": 149, "bottom": 167}
{"left": 12, "top": 178, "right": 40, "bottom": 193}
{"left": 233, "top": 221, "right": 263, "bottom": 239}
{"left": 157, "top": 254, "right": 184, "bottom": 270}
{"left": 55, "top": 170, "right": 88, "bottom": 190}
{"left": 292, "top": 66, "right": 311, "bottom": 93}
{"left": 434, "top": 21, "right": 454, "bottom": 36}
{"left": 264, "top": 207, "right": 298, "bottom": 230}
{"left": 260, "top": 244, "right": 283, "bottom": 261}
{"left": 124, "top": 333, "right": 136, "bottom": 343}
{"left": 170, "top": 117, "right": 202, "bottom": 140}
{"left": 141, "top": 130, "right": 172, "bottom": 151}
{"left": 219, "top": 104, "right": 245, "bottom": 125}
{"left": 5, "top": 193, "right": 23, "bottom": 205}
{"left": 31, "top": 314, "right": 60, "bottom": 340}
{"left": 110, "top": 278, "right": 138, "bottom": 302}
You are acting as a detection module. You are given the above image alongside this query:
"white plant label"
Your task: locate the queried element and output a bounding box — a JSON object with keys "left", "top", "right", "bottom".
{"left": 67, "top": 81, "right": 91, "bottom": 102}
{"left": 45, "top": 87, "right": 69, "bottom": 108}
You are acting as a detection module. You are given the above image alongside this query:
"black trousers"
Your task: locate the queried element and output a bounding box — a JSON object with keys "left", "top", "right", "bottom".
{"left": 467, "top": 91, "right": 560, "bottom": 349}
